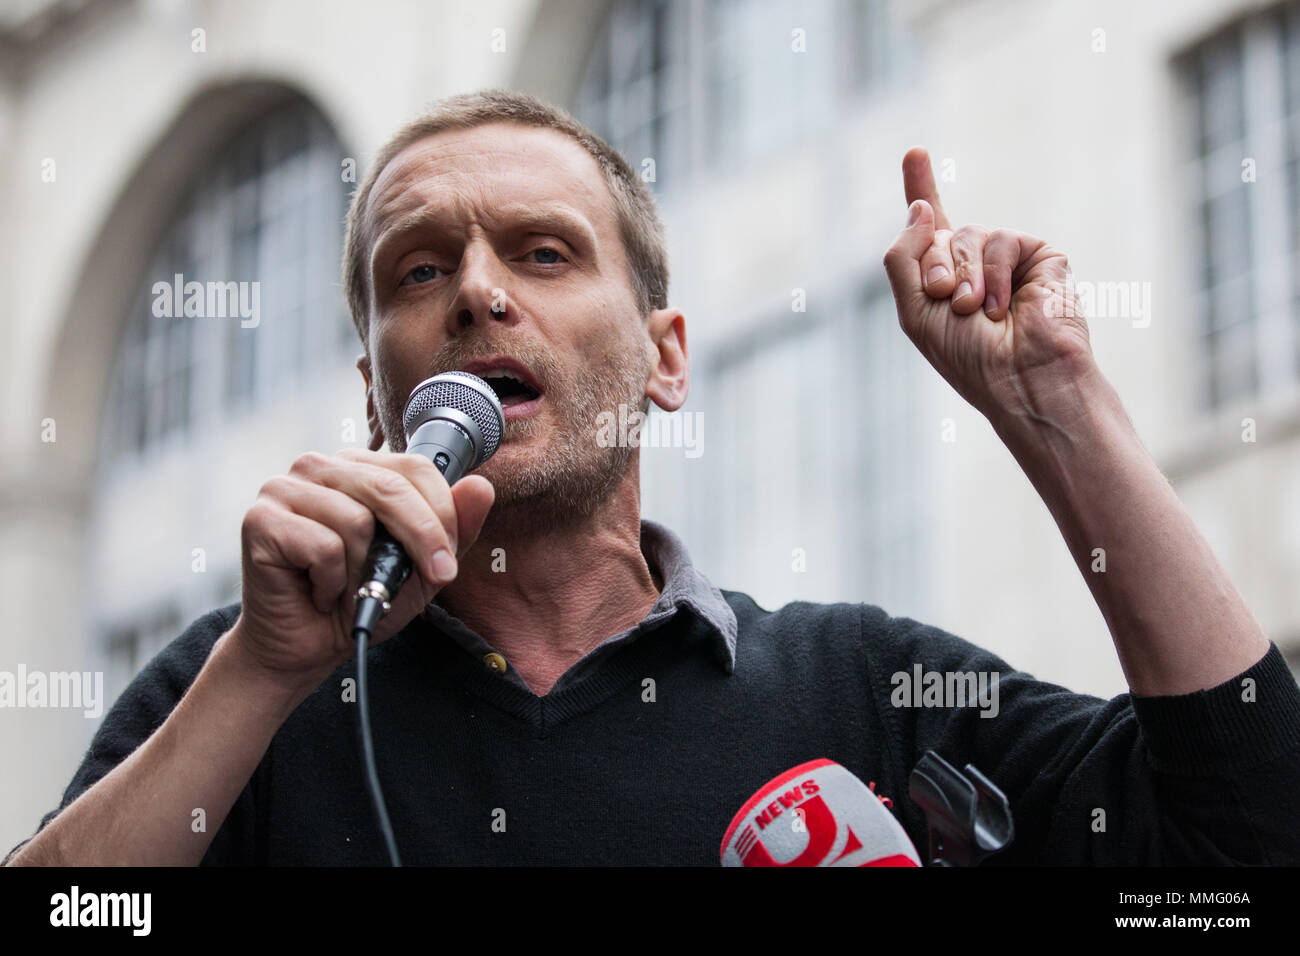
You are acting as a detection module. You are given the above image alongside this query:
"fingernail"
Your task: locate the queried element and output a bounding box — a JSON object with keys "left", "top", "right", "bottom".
{"left": 926, "top": 265, "right": 949, "bottom": 285}
{"left": 430, "top": 549, "right": 458, "bottom": 582}
{"left": 956, "top": 281, "right": 972, "bottom": 300}
{"left": 907, "top": 201, "right": 921, "bottom": 225}
{"left": 985, "top": 295, "right": 997, "bottom": 313}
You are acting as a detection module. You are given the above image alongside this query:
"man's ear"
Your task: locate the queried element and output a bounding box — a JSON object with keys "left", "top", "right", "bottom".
{"left": 356, "top": 352, "right": 386, "bottom": 451}
{"left": 644, "top": 308, "right": 689, "bottom": 412}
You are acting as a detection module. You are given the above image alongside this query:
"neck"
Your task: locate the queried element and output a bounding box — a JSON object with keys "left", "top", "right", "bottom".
{"left": 436, "top": 466, "right": 661, "bottom": 696}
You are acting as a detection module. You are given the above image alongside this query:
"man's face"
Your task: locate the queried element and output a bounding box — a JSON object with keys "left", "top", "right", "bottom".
{"left": 360, "top": 122, "right": 653, "bottom": 532}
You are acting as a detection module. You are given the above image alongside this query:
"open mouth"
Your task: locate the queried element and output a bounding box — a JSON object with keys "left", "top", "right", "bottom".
{"left": 459, "top": 360, "right": 544, "bottom": 411}
{"left": 480, "top": 372, "right": 541, "bottom": 408}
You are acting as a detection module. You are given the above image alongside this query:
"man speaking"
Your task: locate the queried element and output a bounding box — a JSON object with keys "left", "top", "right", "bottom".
{"left": 7, "top": 89, "right": 1300, "bottom": 866}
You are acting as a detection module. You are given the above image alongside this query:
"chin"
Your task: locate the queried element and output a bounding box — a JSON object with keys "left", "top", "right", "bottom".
{"left": 474, "top": 439, "right": 540, "bottom": 485}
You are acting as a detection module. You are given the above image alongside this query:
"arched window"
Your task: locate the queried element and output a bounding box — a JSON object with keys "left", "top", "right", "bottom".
{"left": 91, "top": 95, "right": 352, "bottom": 704}
{"left": 101, "top": 97, "right": 352, "bottom": 466}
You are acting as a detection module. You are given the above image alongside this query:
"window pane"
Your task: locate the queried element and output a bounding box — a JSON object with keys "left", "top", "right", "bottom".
{"left": 1207, "top": 322, "right": 1259, "bottom": 405}
{"left": 1200, "top": 36, "right": 1245, "bottom": 153}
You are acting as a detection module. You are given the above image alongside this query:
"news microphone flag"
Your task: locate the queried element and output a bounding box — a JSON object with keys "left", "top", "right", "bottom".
{"left": 720, "top": 759, "right": 921, "bottom": 867}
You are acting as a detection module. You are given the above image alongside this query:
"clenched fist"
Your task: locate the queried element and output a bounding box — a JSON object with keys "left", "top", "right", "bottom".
{"left": 230, "top": 448, "right": 495, "bottom": 687}
{"left": 882, "top": 147, "right": 1096, "bottom": 434}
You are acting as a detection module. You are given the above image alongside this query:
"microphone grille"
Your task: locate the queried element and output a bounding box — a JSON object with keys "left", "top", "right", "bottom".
{"left": 403, "top": 371, "right": 505, "bottom": 461}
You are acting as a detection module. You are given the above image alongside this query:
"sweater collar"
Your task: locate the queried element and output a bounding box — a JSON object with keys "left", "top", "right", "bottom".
{"left": 422, "top": 519, "right": 737, "bottom": 676}
{"left": 638, "top": 519, "right": 738, "bottom": 673}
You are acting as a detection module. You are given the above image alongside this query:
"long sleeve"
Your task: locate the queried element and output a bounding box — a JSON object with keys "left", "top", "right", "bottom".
{"left": 3, "top": 604, "right": 260, "bottom": 866}
{"left": 865, "top": 608, "right": 1300, "bottom": 865}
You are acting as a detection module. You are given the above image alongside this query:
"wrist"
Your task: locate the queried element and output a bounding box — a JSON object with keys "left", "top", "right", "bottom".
{"left": 211, "top": 621, "right": 330, "bottom": 715}
{"left": 988, "top": 357, "right": 1139, "bottom": 477}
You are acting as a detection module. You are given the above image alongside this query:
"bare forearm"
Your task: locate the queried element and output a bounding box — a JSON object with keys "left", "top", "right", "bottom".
{"left": 7, "top": 624, "right": 318, "bottom": 866}
{"left": 992, "top": 360, "right": 1271, "bottom": 696}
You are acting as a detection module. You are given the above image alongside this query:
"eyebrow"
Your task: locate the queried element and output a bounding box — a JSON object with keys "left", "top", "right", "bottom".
{"left": 368, "top": 201, "right": 599, "bottom": 280}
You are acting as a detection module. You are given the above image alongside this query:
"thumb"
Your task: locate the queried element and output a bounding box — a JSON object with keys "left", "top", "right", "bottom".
{"left": 882, "top": 199, "right": 937, "bottom": 300}
{"left": 449, "top": 474, "right": 495, "bottom": 556}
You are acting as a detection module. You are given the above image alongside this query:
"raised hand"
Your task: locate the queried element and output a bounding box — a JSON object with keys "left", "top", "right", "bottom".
{"left": 882, "top": 147, "right": 1095, "bottom": 434}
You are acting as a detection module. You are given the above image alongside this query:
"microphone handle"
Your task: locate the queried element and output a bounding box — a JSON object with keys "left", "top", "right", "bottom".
{"left": 353, "top": 417, "right": 478, "bottom": 633}
{"left": 358, "top": 523, "right": 415, "bottom": 616}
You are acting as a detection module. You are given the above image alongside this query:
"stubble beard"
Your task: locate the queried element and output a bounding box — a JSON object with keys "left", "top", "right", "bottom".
{"left": 372, "top": 334, "right": 651, "bottom": 541}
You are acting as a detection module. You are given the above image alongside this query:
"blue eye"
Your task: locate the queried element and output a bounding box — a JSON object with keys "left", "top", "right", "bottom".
{"left": 529, "top": 247, "right": 565, "bottom": 264}
{"left": 401, "top": 264, "right": 440, "bottom": 286}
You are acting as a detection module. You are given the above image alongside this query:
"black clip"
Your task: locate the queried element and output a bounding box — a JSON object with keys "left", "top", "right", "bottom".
{"left": 908, "top": 749, "right": 1014, "bottom": 866}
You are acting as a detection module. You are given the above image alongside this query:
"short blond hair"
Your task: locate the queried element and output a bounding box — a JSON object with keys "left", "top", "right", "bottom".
{"left": 342, "top": 88, "right": 670, "bottom": 346}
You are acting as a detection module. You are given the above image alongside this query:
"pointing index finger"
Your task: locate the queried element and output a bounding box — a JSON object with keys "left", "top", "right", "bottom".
{"left": 902, "top": 147, "right": 952, "bottom": 232}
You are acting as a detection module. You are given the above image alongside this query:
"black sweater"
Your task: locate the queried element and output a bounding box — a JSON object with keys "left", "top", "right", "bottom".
{"left": 12, "top": 595, "right": 1300, "bottom": 865}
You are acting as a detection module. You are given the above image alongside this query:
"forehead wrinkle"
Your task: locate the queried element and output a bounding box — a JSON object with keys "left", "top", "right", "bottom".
{"left": 368, "top": 163, "right": 476, "bottom": 248}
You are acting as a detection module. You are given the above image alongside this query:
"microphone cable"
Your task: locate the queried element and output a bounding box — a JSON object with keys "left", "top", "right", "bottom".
{"left": 352, "top": 529, "right": 408, "bottom": 868}
{"left": 354, "top": 616, "right": 401, "bottom": 867}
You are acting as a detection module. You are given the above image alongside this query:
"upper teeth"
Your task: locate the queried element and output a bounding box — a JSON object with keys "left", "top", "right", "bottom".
{"left": 478, "top": 368, "right": 524, "bottom": 384}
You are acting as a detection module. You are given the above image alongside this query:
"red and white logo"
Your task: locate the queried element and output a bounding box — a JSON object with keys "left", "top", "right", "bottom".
{"left": 720, "top": 759, "right": 919, "bottom": 867}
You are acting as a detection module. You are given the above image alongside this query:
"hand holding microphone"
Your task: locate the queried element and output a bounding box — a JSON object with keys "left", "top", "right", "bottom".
{"left": 229, "top": 372, "right": 503, "bottom": 688}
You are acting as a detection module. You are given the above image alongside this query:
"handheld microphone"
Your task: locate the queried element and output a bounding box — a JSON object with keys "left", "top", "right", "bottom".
{"left": 349, "top": 370, "right": 504, "bottom": 867}
{"left": 352, "top": 370, "right": 505, "bottom": 633}
{"left": 720, "top": 759, "right": 921, "bottom": 867}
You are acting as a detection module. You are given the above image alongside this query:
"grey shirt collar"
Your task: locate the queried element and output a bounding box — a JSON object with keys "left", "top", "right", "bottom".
{"left": 420, "top": 519, "right": 738, "bottom": 694}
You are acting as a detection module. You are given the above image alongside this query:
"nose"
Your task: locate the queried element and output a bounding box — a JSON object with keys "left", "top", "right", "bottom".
{"left": 445, "top": 235, "right": 516, "bottom": 336}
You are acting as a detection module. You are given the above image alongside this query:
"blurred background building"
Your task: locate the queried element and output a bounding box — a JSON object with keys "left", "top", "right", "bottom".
{"left": 2, "top": 0, "right": 1298, "bottom": 851}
